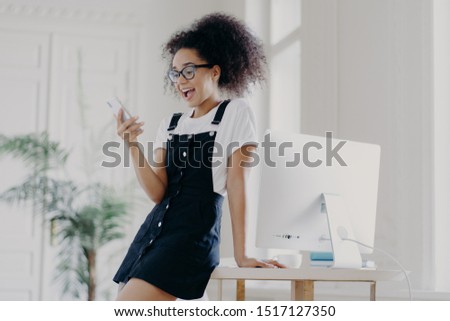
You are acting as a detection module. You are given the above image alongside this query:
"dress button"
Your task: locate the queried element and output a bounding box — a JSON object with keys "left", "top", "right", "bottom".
{"left": 209, "top": 131, "right": 215, "bottom": 136}
{"left": 149, "top": 239, "right": 153, "bottom": 245}
{"left": 165, "top": 204, "right": 169, "bottom": 209}
{"left": 158, "top": 221, "right": 162, "bottom": 227}
{"left": 182, "top": 151, "right": 187, "bottom": 157}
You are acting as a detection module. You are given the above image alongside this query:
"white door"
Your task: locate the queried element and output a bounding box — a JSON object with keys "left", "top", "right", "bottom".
{"left": 0, "top": 30, "right": 50, "bottom": 300}
{"left": 44, "top": 32, "right": 135, "bottom": 300}
{"left": 0, "top": 27, "right": 136, "bottom": 300}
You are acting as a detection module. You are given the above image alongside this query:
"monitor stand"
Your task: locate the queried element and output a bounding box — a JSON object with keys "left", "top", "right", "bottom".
{"left": 322, "top": 193, "right": 362, "bottom": 269}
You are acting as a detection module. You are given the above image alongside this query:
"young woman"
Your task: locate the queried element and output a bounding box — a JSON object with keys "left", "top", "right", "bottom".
{"left": 113, "top": 12, "right": 285, "bottom": 301}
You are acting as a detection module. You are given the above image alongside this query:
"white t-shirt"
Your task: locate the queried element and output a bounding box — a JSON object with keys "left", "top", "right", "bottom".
{"left": 153, "top": 98, "right": 258, "bottom": 195}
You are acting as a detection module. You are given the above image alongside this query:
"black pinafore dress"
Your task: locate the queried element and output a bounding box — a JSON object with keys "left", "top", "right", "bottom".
{"left": 113, "top": 100, "right": 230, "bottom": 300}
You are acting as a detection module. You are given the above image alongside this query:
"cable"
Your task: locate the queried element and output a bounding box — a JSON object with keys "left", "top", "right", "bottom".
{"left": 341, "top": 237, "right": 413, "bottom": 301}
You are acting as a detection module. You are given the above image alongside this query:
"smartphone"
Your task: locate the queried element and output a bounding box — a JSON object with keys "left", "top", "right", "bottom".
{"left": 106, "top": 97, "right": 132, "bottom": 122}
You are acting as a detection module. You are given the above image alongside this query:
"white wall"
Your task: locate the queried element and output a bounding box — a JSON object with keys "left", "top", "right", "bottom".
{"left": 433, "top": 0, "right": 450, "bottom": 292}
{"left": 0, "top": 0, "right": 247, "bottom": 300}
{"left": 3, "top": 0, "right": 448, "bottom": 300}
{"left": 301, "top": 0, "right": 438, "bottom": 293}
{"left": 243, "top": 0, "right": 272, "bottom": 263}
{"left": 338, "top": 0, "right": 433, "bottom": 291}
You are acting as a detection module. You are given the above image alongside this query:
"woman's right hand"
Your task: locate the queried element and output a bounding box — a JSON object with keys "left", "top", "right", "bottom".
{"left": 115, "top": 108, "right": 145, "bottom": 143}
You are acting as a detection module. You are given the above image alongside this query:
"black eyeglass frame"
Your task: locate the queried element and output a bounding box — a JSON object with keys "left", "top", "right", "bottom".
{"left": 167, "top": 64, "right": 215, "bottom": 83}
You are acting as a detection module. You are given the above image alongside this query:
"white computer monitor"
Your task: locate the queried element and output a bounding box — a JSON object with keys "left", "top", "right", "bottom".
{"left": 255, "top": 129, "right": 381, "bottom": 262}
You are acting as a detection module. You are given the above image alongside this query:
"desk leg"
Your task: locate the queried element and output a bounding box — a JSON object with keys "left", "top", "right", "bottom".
{"left": 370, "top": 281, "right": 376, "bottom": 301}
{"left": 291, "top": 280, "right": 314, "bottom": 300}
{"left": 217, "top": 279, "right": 223, "bottom": 301}
{"left": 236, "top": 280, "right": 245, "bottom": 301}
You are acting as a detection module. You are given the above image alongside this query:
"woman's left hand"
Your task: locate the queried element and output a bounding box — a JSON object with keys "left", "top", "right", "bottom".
{"left": 236, "top": 257, "right": 287, "bottom": 268}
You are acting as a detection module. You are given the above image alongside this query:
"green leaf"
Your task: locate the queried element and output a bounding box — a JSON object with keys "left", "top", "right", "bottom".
{"left": 0, "top": 132, "right": 69, "bottom": 173}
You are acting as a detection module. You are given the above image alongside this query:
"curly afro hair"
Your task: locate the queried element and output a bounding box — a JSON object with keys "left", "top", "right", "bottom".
{"left": 162, "top": 12, "right": 267, "bottom": 98}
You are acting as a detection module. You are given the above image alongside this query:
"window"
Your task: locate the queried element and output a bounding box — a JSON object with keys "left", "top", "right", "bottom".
{"left": 266, "top": 0, "right": 302, "bottom": 259}
{"left": 269, "top": 0, "right": 302, "bottom": 133}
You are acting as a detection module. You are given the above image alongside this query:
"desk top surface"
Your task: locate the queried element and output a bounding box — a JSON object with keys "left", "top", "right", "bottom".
{"left": 210, "top": 266, "right": 405, "bottom": 282}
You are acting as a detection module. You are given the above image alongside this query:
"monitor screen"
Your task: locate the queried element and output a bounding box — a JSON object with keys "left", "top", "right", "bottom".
{"left": 255, "top": 130, "right": 381, "bottom": 255}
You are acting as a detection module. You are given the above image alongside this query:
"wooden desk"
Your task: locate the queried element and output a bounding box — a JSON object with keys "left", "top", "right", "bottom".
{"left": 210, "top": 266, "right": 404, "bottom": 301}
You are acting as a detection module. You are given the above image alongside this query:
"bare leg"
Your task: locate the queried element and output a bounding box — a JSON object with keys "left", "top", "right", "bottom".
{"left": 116, "top": 278, "right": 176, "bottom": 301}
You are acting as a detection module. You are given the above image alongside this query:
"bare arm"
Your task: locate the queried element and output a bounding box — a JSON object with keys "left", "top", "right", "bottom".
{"left": 116, "top": 109, "right": 167, "bottom": 203}
{"left": 226, "top": 145, "right": 285, "bottom": 268}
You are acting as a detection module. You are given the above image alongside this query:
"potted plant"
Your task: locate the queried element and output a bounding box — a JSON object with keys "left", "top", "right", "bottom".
{"left": 0, "top": 132, "right": 129, "bottom": 300}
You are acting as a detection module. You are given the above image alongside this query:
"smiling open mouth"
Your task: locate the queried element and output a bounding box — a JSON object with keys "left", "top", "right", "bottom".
{"left": 181, "top": 88, "right": 195, "bottom": 99}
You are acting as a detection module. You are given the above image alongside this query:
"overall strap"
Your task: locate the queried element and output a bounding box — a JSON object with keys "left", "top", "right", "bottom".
{"left": 211, "top": 99, "right": 231, "bottom": 125}
{"left": 167, "top": 113, "right": 183, "bottom": 131}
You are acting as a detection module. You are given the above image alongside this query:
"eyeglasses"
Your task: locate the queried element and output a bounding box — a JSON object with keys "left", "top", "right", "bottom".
{"left": 167, "top": 64, "right": 214, "bottom": 83}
